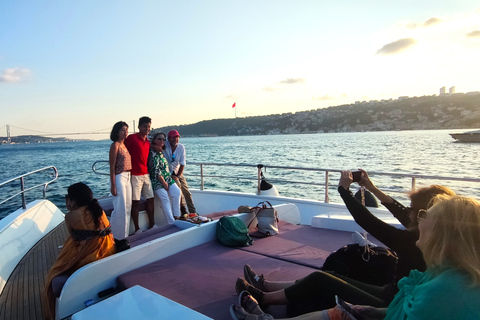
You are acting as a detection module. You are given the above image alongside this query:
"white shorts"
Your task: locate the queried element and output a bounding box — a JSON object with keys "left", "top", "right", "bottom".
{"left": 131, "top": 174, "right": 154, "bottom": 201}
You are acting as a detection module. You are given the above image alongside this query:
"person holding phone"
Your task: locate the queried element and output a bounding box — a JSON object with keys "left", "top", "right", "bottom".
{"left": 233, "top": 172, "right": 456, "bottom": 317}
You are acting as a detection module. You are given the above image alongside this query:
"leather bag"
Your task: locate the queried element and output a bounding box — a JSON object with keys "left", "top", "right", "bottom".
{"left": 249, "top": 201, "right": 279, "bottom": 236}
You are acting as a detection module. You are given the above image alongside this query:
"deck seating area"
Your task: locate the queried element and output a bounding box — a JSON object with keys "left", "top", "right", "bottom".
{"left": 117, "top": 220, "right": 382, "bottom": 319}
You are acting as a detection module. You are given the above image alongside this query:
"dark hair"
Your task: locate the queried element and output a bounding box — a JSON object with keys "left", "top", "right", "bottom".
{"left": 67, "top": 182, "right": 103, "bottom": 228}
{"left": 151, "top": 132, "right": 166, "bottom": 150}
{"left": 138, "top": 116, "right": 152, "bottom": 126}
{"left": 110, "top": 121, "right": 128, "bottom": 142}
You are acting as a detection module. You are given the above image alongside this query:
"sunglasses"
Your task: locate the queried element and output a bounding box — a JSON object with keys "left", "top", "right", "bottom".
{"left": 156, "top": 137, "right": 166, "bottom": 141}
{"left": 172, "top": 154, "right": 176, "bottom": 161}
{"left": 417, "top": 209, "right": 427, "bottom": 223}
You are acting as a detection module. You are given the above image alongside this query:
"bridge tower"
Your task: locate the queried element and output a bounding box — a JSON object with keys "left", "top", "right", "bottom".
{"left": 7, "top": 125, "right": 11, "bottom": 144}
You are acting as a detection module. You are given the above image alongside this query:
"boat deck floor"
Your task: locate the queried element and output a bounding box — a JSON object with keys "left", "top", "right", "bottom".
{"left": 0, "top": 222, "right": 69, "bottom": 320}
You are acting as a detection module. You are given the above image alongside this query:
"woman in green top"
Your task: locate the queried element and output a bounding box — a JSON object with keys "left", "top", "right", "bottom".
{"left": 147, "top": 132, "right": 182, "bottom": 224}
{"left": 231, "top": 194, "right": 480, "bottom": 320}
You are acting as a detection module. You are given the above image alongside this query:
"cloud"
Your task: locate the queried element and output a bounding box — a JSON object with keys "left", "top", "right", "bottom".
{"left": 279, "top": 78, "right": 305, "bottom": 84}
{"left": 263, "top": 87, "right": 278, "bottom": 92}
{"left": 376, "top": 38, "right": 417, "bottom": 55}
{"left": 0, "top": 68, "right": 31, "bottom": 83}
{"left": 403, "top": 16, "right": 442, "bottom": 29}
{"left": 422, "top": 17, "right": 442, "bottom": 27}
{"left": 466, "top": 30, "right": 480, "bottom": 39}
{"left": 313, "top": 95, "right": 336, "bottom": 101}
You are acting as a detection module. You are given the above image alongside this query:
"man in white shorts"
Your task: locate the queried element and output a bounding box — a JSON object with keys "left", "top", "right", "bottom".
{"left": 125, "top": 116, "right": 155, "bottom": 233}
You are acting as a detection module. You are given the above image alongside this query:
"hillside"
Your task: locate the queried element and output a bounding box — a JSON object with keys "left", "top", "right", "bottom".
{"left": 0, "top": 135, "right": 70, "bottom": 144}
{"left": 153, "top": 93, "right": 480, "bottom": 136}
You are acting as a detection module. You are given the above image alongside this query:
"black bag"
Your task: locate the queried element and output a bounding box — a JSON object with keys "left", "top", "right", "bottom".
{"left": 321, "top": 244, "right": 398, "bottom": 286}
{"left": 216, "top": 216, "right": 253, "bottom": 247}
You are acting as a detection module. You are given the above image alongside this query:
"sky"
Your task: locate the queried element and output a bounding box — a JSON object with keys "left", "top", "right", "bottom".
{"left": 1, "top": 1, "right": 479, "bottom": 140}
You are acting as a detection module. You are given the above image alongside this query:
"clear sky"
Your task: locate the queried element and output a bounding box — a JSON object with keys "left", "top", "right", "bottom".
{"left": 1, "top": 1, "right": 479, "bottom": 140}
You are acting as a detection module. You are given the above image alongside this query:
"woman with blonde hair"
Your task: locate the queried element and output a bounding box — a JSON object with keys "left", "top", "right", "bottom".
{"left": 235, "top": 171, "right": 456, "bottom": 316}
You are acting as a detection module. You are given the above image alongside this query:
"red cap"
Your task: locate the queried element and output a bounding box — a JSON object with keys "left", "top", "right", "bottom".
{"left": 168, "top": 130, "right": 180, "bottom": 138}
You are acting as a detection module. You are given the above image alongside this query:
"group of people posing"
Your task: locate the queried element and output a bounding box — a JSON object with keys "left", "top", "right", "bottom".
{"left": 108, "top": 116, "right": 197, "bottom": 242}
{"left": 231, "top": 170, "right": 480, "bottom": 319}
{"left": 43, "top": 116, "right": 197, "bottom": 319}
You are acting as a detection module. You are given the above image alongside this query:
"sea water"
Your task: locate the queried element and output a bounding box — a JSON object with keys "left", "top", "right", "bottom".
{"left": 1, "top": 129, "right": 479, "bottom": 219}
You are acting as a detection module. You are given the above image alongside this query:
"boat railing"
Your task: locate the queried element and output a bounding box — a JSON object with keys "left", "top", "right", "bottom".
{"left": 92, "top": 161, "right": 480, "bottom": 203}
{"left": 0, "top": 166, "right": 58, "bottom": 209}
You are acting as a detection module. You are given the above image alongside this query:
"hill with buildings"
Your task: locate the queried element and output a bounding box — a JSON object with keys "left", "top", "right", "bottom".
{"left": 0, "top": 135, "right": 70, "bottom": 144}
{"left": 153, "top": 92, "right": 480, "bottom": 136}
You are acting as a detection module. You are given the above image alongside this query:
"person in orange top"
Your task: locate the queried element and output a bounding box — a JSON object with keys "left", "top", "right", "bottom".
{"left": 43, "top": 182, "right": 115, "bottom": 320}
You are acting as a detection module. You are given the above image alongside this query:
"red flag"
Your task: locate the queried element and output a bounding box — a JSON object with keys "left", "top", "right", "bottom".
{"left": 232, "top": 102, "right": 236, "bottom": 108}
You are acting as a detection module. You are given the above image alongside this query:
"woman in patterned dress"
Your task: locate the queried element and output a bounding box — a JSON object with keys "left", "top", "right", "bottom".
{"left": 148, "top": 132, "right": 182, "bottom": 224}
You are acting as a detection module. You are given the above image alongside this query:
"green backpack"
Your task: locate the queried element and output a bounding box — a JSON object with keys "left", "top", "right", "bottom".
{"left": 216, "top": 216, "right": 253, "bottom": 247}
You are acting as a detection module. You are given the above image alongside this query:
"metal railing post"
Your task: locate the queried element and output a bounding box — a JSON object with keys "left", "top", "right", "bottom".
{"left": 411, "top": 177, "right": 416, "bottom": 192}
{"left": 200, "top": 164, "right": 204, "bottom": 190}
{"left": 257, "top": 166, "right": 262, "bottom": 195}
{"left": 325, "top": 171, "right": 330, "bottom": 203}
{"left": 20, "top": 177, "right": 26, "bottom": 209}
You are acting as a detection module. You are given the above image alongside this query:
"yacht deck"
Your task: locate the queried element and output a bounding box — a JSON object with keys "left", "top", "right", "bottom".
{"left": 0, "top": 222, "right": 69, "bottom": 320}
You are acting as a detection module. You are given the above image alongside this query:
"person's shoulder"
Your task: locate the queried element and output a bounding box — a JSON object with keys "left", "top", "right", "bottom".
{"left": 65, "top": 208, "right": 83, "bottom": 224}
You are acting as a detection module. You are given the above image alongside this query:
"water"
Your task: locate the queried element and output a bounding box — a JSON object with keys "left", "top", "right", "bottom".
{"left": 1, "top": 129, "right": 480, "bottom": 219}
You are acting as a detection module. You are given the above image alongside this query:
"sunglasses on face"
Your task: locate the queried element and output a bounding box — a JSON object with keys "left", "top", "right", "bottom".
{"left": 417, "top": 209, "right": 427, "bottom": 223}
{"left": 156, "top": 137, "right": 166, "bottom": 141}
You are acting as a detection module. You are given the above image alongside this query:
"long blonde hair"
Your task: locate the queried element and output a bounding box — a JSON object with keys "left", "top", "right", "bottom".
{"left": 421, "top": 195, "right": 480, "bottom": 286}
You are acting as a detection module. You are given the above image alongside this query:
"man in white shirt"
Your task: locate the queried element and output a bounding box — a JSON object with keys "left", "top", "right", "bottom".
{"left": 163, "top": 130, "right": 197, "bottom": 215}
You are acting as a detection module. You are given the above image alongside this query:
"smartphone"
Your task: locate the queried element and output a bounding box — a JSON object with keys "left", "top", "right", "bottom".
{"left": 335, "top": 296, "right": 365, "bottom": 320}
{"left": 352, "top": 171, "right": 362, "bottom": 182}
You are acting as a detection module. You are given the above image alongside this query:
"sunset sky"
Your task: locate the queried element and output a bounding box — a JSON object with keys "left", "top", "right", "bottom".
{"left": 1, "top": 1, "right": 479, "bottom": 140}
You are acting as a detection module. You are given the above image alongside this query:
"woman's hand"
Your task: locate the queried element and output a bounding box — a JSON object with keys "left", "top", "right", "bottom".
{"left": 152, "top": 144, "right": 162, "bottom": 153}
{"left": 111, "top": 185, "right": 117, "bottom": 196}
{"left": 339, "top": 171, "right": 353, "bottom": 190}
{"left": 357, "top": 169, "right": 375, "bottom": 191}
{"left": 163, "top": 181, "right": 169, "bottom": 191}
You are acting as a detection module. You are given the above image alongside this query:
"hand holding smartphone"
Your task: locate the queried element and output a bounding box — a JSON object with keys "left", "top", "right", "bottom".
{"left": 352, "top": 171, "right": 362, "bottom": 182}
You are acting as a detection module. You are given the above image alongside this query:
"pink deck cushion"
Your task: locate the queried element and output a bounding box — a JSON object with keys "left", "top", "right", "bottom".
{"left": 240, "top": 221, "right": 382, "bottom": 269}
{"left": 117, "top": 240, "right": 318, "bottom": 319}
{"left": 128, "top": 224, "right": 181, "bottom": 247}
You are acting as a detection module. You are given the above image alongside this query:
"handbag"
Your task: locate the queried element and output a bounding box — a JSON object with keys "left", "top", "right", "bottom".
{"left": 321, "top": 243, "right": 398, "bottom": 286}
{"left": 248, "top": 201, "right": 279, "bottom": 236}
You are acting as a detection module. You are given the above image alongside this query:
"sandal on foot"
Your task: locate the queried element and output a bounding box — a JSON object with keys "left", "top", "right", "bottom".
{"left": 239, "top": 290, "right": 264, "bottom": 315}
{"left": 229, "top": 305, "right": 274, "bottom": 320}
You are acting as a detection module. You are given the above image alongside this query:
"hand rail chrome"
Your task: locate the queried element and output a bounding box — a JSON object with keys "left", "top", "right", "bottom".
{"left": 92, "top": 160, "right": 110, "bottom": 176}
{"left": 0, "top": 166, "right": 58, "bottom": 209}
{"left": 92, "top": 160, "right": 480, "bottom": 203}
